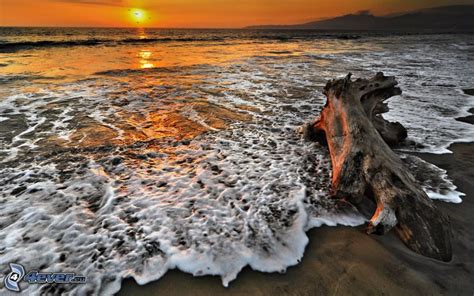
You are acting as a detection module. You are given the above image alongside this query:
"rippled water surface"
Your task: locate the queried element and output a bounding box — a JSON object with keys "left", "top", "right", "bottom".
{"left": 0, "top": 28, "right": 472, "bottom": 295}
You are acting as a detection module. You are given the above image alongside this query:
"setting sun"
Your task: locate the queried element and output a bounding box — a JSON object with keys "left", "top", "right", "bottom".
{"left": 129, "top": 8, "right": 149, "bottom": 26}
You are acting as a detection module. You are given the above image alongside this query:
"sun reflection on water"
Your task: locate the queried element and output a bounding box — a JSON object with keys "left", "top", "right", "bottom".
{"left": 136, "top": 28, "right": 147, "bottom": 39}
{"left": 138, "top": 49, "right": 154, "bottom": 69}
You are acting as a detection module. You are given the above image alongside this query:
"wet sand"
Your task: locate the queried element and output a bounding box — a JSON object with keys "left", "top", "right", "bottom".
{"left": 118, "top": 140, "right": 473, "bottom": 296}
{"left": 456, "top": 107, "right": 474, "bottom": 125}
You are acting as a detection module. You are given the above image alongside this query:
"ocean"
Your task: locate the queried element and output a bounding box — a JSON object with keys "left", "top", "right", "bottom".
{"left": 0, "top": 28, "right": 472, "bottom": 295}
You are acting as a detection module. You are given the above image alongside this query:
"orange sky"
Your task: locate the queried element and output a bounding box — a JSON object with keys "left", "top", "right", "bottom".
{"left": 0, "top": 0, "right": 472, "bottom": 28}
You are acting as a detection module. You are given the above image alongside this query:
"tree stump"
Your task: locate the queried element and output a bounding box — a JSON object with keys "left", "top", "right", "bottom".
{"left": 304, "top": 72, "right": 452, "bottom": 261}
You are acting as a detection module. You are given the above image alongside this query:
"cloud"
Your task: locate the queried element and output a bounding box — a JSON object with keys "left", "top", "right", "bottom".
{"left": 52, "top": 0, "right": 126, "bottom": 7}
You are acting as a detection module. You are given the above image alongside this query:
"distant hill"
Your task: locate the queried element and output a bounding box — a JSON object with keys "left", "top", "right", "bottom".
{"left": 246, "top": 5, "right": 474, "bottom": 31}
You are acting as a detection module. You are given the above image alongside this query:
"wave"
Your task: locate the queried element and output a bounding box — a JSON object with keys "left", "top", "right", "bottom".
{"left": 93, "top": 67, "right": 173, "bottom": 77}
{"left": 0, "top": 34, "right": 363, "bottom": 53}
{"left": 0, "top": 37, "right": 227, "bottom": 53}
{"left": 0, "top": 39, "right": 104, "bottom": 53}
{"left": 93, "top": 64, "right": 212, "bottom": 77}
{"left": 121, "top": 37, "right": 225, "bottom": 43}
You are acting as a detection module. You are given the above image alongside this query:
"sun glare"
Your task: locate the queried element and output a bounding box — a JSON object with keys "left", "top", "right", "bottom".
{"left": 129, "top": 8, "right": 149, "bottom": 26}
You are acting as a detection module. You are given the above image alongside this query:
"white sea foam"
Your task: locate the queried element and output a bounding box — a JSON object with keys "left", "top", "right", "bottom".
{"left": 400, "top": 154, "right": 465, "bottom": 203}
{"left": 0, "top": 125, "right": 342, "bottom": 294}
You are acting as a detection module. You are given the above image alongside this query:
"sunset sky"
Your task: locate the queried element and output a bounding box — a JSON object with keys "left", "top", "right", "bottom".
{"left": 0, "top": 0, "right": 472, "bottom": 28}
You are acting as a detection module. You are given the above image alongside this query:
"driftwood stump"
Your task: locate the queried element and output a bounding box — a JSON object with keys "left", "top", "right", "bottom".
{"left": 304, "top": 73, "right": 452, "bottom": 261}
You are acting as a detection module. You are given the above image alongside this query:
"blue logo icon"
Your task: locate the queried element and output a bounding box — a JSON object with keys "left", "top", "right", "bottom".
{"left": 3, "top": 263, "right": 86, "bottom": 292}
{"left": 4, "top": 263, "right": 25, "bottom": 292}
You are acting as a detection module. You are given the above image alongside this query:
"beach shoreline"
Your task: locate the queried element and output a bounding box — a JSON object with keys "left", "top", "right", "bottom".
{"left": 118, "top": 141, "right": 474, "bottom": 296}
{"left": 118, "top": 91, "right": 474, "bottom": 295}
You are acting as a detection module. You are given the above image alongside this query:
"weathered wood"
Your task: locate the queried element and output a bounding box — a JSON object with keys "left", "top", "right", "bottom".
{"left": 305, "top": 72, "right": 452, "bottom": 261}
